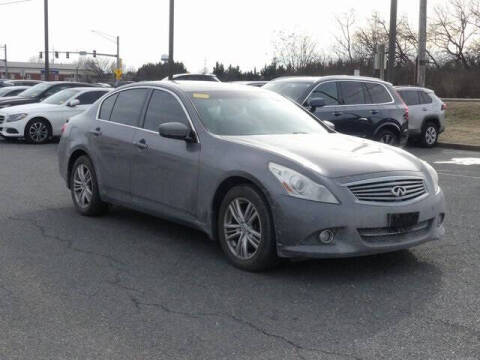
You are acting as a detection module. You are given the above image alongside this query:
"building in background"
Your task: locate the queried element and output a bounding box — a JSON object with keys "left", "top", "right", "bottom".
{"left": 0, "top": 61, "right": 96, "bottom": 82}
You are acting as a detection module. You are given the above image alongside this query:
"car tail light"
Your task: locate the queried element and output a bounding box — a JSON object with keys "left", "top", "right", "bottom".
{"left": 441, "top": 103, "right": 447, "bottom": 111}
{"left": 61, "top": 123, "right": 67, "bottom": 135}
{"left": 403, "top": 106, "right": 409, "bottom": 121}
{"left": 394, "top": 89, "right": 409, "bottom": 121}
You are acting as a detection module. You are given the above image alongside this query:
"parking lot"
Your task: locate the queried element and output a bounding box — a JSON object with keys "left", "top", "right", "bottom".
{"left": 0, "top": 139, "right": 478, "bottom": 360}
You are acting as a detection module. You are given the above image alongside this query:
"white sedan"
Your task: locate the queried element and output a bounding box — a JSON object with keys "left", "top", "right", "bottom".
{"left": 0, "top": 87, "right": 111, "bottom": 144}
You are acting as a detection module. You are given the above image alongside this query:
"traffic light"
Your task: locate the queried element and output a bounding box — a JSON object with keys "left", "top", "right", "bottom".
{"left": 55, "top": 51, "right": 59, "bottom": 59}
{"left": 39, "top": 52, "right": 42, "bottom": 59}
{"left": 66, "top": 52, "right": 69, "bottom": 59}
{"left": 93, "top": 50, "right": 96, "bottom": 58}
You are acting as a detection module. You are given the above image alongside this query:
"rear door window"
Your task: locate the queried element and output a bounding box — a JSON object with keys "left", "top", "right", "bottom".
{"left": 419, "top": 91, "right": 433, "bottom": 104}
{"left": 398, "top": 90, "right": 420, "bottom": 106}
{"left": 364, "top": 83, "right": 392, "bottom": 104}
{"left": 143, "top": 90, "right": 189, "bottom": 132}
{"left": 77, "top": 91, "right": 108, "bottom": 105}
{"left": 99, "top": 94, "right": 118, "bottom": 120}
{"left": 310, "top": 82, "right": 340, "bottom": 105}
{"left": 339, "top": 81, "right": 367, "bottom": 105}
{"left": 109, "top": 88, "right": 149, "bottom": 127}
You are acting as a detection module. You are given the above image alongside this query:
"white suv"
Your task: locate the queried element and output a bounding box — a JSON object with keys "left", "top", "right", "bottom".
{"left": 396, "top": 86, "right": 446, "bottom": 147}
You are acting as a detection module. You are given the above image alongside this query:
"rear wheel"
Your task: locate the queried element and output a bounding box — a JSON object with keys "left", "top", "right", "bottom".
{"left": 420, "top": 121, "right": 439, "bottom": 147}
{"left": 218, "top": 185, "right": 278, "bottom": 272}
{"left": 376, "top": 128, "right": 399, "bottom": 146}
{"left": 70, "top": 156, "right": 108, "bottom": 216}
{"left": 24, "top": 118, "right": 51, "bottom": 144}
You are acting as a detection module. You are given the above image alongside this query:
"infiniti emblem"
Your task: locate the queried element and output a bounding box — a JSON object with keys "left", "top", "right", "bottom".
{"left": 391, "top": 186, "right": 407, "bottom": 197}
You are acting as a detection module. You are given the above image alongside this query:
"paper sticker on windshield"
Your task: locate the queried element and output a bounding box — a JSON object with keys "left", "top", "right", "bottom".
{"left": 193, "top": 93, "right": 210, "bottom": 99}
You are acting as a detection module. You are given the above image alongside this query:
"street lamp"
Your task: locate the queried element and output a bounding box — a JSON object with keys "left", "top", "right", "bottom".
{"left": 168, "top": 0, "right": 174, "bottom": 80}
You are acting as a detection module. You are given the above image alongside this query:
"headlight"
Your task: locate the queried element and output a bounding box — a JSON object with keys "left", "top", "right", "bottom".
{"left": 269, "top": 163, "right": 339, "bottom": 204}
{"left": 7, "top": 113, "right": 28, "bottom": 122}
{"left": 422, "top": 160, "right": 439, "bottom": 193}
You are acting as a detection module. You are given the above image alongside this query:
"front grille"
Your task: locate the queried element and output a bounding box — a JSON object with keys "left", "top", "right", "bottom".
{"left": 347, "top": 177, "right": 426, "bottom": 203}
{"left": 358, "top": 219, "right": 433, "bottom": 244}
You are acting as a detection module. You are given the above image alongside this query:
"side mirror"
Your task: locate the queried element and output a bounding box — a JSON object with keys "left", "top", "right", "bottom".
{"left": 67, "top": 99, "right": 80, "bottom": 107}
{"left": 323, "top": 120, "right": 336, "bottom": 131}
{"left": 308, "top": 97, "right": 326, "bottom": 112}
{"left": 159, "top": 122, "right": 194, "bottom": 141}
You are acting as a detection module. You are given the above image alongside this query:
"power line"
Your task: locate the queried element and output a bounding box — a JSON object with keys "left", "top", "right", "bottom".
{"left": 0, "top": 0, "right": 31, "bottom": 6}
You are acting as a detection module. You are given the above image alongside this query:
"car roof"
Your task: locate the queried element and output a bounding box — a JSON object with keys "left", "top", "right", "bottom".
{"left": 71, "top": 87, "right": 111, "bottom": 92}
{"left": 395, "top": 85, "right": 434, "bottom": 93}
{"left": 121, "top": 80, "right": 264, "bottom": 93}
{"left": 271, "top": 75, "right": 393, "bottom": 86}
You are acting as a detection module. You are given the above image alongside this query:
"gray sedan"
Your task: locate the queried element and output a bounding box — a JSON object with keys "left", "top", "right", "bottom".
{"left": 57, "top": 81, "right": 446, "bottom": 271}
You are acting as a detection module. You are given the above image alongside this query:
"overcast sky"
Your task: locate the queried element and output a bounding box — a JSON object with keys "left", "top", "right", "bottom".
{"left": 1, "top": 0, "right": 443, "bottom": 72}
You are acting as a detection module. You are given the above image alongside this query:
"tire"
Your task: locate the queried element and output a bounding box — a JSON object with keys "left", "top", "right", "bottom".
{"left": 217, "top": 185, "right": 278, "bottom": 272}
{"left": 420, "top": 121, "right": 439, "bottom": 148}
{"left": 24, "top": 118, "right": 51, "bottom": 144}
{"left": 376, "top": 128, "right": 399, "bottom": 146}
{"left": 70, "top": 155, "right": 108, "bottom": 216}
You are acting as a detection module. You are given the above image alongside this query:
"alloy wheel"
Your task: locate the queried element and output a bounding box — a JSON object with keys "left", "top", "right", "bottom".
{"left": 28, "top": 121, "right": 49, "bottom": 143}
{"left": 425, "top": 126, "right": 437, "bottom": 145}
{"left": 380, "top": 133, "right": 395, "bottom": 144}
{"left": 223, "top": 198, "right": 262, "bottom": 260}
{"left": 73, "top": 164, "right": 93, "bottom": 209}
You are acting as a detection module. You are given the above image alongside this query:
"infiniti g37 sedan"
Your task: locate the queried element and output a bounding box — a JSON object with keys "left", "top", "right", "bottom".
{"left": 58, "top": 81, "right": 446, "bottom": 271}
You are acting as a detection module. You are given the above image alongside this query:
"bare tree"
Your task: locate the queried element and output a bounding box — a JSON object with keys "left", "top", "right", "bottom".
{"left": 430, "top": 0, "right": 478, "bottom": 68}
{"left": 352, "top": 12, "right": 389, "bottom": 62}
{"left": 273, "top": 31, "right": 320, "bottom": 71}
{"left": 333, "top": 10, "right": 356, "bottom": 63}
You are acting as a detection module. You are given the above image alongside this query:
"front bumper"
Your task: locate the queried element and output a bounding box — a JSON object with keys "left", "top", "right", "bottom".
{"left": 272, "top": 187, "right": 446, "bottom": 259}
{"left": 0, "top": 119, "right": 26, "bottom": 138}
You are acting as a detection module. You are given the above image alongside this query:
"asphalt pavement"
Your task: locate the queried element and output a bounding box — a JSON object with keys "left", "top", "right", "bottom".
{"left": 0, "top": 139, "right": 478, "bottom": 360}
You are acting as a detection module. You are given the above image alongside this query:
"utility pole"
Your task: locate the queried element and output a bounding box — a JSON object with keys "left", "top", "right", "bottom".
{"left": 168, "top": 0, "right": 174, "bottom": 80}
{"left": 417, "top": 0, "right": 427, "bottom": 87}
{"left": 377, "top": 43, "right": 386, "bottom": 80}
{"left": 116, "top": 35, "right": 120, "bottom": 71}
{"left": 44, "top": 0, "right": 50, "bottom": 81}
{"left": 0, "top": 44, "right": 7, "bottom": 79}
{"left": 387, "top": 0, "right": 397, "bottom": 83}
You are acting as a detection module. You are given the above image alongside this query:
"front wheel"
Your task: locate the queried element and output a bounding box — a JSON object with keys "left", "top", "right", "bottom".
{"left": 70, "top": 156, "right": 108, "bottom": 216}
{"left": 376, "top": 128, "right": 399, "bottom": 146}
{"left": 24, "top": 118, "right": 51, "bottom": 144}
{"left": 218, "top": 185, "right": 278, "bottom": 272}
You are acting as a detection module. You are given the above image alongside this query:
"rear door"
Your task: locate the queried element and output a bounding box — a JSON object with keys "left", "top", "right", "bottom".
{"left": 397, "top": 90, "right": 422, "bottom": 131}
{"left": 306, "top": 81, "right": 341, "bottom": 122}
{"left": 131, "top": 89, "right": 200, "bottom": 219}
{"left": 89, "top": 88, "right": 150, "bottom": 203}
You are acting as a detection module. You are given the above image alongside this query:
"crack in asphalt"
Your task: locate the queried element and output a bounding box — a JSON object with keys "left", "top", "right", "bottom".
{"left": 7, "top": 215, "right": 127, "bottom": 269}
{"left": 128, "top": 295, "right": 363, "bottom": 360}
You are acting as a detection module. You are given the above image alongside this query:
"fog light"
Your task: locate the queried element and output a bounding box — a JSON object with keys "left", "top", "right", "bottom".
{"left": 438, "top": 213, "right": 445, "bottom": 226}
{"left": 318, "top": 229, "right": 335, "bottom": 244}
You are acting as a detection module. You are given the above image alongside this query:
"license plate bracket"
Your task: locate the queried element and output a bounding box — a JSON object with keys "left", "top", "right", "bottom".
{"left": 388, "top": 212, "right": 419, "bottom": 229}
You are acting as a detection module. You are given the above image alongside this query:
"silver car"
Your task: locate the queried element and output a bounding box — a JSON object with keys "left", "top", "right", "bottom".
{"left": 396, "top": 86, "right": 446, "bottom": 147}
{"left": 58, "top": 81, "right": 446, "bottom": 271}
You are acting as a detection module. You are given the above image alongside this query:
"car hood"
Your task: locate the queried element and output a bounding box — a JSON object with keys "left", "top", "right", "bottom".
{"left": 223, "top": 133, "right": 423, "bottom": 178}
{"left": 0, "top": 103, "right": 58, "bottom": 114}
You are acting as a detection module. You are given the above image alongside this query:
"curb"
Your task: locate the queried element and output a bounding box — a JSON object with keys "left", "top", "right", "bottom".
{"left": 437, "top": 142, "right": 480, "bottom": 151}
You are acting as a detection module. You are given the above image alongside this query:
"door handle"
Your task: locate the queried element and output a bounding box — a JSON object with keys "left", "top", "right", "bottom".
{"left": 422, "top": 108, "right": 428, "bottom": 111}
{"left": 333, "top": 111, "right": 342, "bottom": 116}
{"left": 134, "top": 138, "right": 148, "bottom": 150}
{"left": 370, "top": 110, "right": 379, "bottom": 114}
{"left": 358, "top": 117, "right": 369, "bottom": 122}
{"left": 89, "top": 127, "right": 102, "bottom": 136}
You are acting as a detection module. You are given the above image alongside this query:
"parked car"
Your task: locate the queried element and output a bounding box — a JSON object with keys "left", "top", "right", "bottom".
{"left": 2, "top": 80, "right": 44, "bottom": 87}
{"left": 0, "top": 87, "right": 110, "bottom": 144}
{"left": 0, "top": 81, "right": 96, "bottom": 109}
{"left": 163, "top": 73, "right": 221, "bottom": 82}
{"left": 58, "top": 81, "right": 445, "bottom": 271}
{"left": 264, "top": 76, "right": 409, "bottom": 145}
{"left": 0, "top": 86, "right": 29, "bottom": 97}
{"left": 232, "top": 81, "right": 268, "bottom": 87}
{"left": 395, "top": 86, "right": 446, "bottom": 147}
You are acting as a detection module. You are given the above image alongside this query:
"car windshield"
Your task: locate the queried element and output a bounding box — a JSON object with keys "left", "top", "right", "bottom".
{"left": 20, "top": 83, "right": 52, "bottom": 98}
{"left": 263, "top": 81, "right": 313, "bottom": 101}
{"left": 189, "top": 90, "right": 328, "bottom": 136}
{"left": 0, "top": 87, "right": 21, "bottom": 96}
{"left": 43, "top": 89, "right": 80, "bottom": 105}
